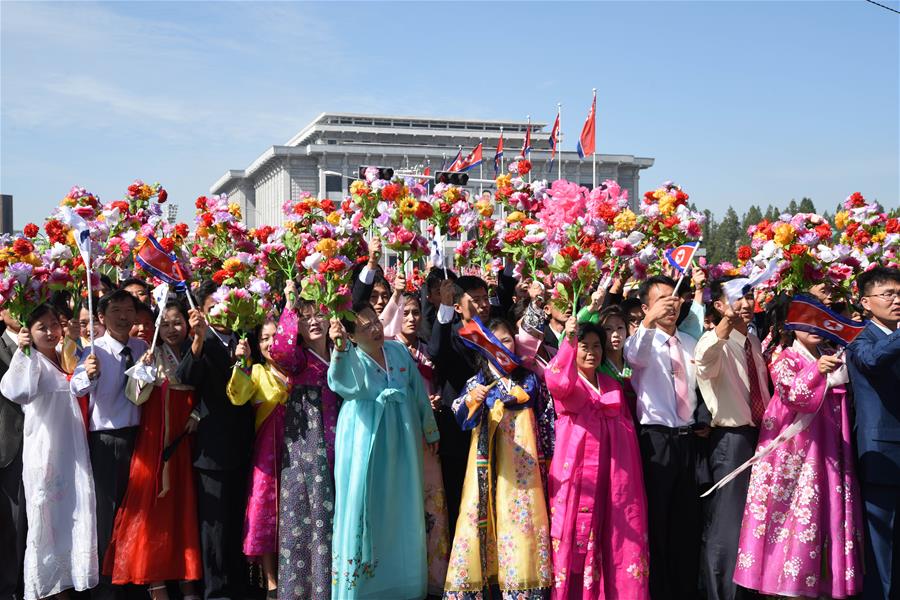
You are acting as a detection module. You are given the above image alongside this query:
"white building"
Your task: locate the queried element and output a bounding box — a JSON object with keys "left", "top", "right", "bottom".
{"left": 211, "top": 113, "right": 654, "bottom": 228}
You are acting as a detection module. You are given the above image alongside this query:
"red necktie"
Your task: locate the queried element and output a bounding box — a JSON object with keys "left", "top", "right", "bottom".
{"left": 744, "top": 337, "right": 766, "bottom": 424}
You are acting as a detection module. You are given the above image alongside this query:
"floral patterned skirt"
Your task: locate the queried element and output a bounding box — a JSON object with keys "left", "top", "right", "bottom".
{"left": 243, "top": 404, "right": 285, "bottom": 558}
{"left": 424, "top": 443, "right": 451, "bottom": 595}
{"left": 443, "top": 402, "right": 552, "bottom": 599}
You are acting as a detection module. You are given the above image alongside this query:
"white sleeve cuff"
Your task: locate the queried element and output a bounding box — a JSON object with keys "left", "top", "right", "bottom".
{"left": 358, "top": 266, "right": 375, "bottom": 285}
{"left": 437, "top": 304, "right": 456, "bottom": 325}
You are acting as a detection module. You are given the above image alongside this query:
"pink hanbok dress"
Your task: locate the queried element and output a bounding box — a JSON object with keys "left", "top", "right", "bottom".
{"left": 734, "top": 341, "right": 864, "bottom": 598}
{"left": 544, "top": 337, "right": 649, "bottom": 600}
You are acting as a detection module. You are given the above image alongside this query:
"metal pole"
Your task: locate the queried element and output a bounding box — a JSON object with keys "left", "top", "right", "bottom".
{"left": 557, "top": 103, "right": 562, "bottom": 182}
{"left": 479, "top": 138, "right": 484, "bottom": 195}
{"left": 592, "top": 88, "right": 597, "bottom": 188}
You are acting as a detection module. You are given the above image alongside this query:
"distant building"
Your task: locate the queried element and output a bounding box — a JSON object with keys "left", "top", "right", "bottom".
{"left": 0, "top": 195, "right": 12, "bottom": 234}
{"left": 211, "top": 112, "right": 654, "bottom": 228}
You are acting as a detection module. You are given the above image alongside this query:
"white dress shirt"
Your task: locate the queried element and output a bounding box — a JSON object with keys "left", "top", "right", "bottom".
{"left": 70, "top": 332, "right": 148, "bottom": 431}
{"left": 694, "top": 328, "right": 771, "bottom": 427}
{"left": 624, "top": 324, "right": 698, "bottom": 427}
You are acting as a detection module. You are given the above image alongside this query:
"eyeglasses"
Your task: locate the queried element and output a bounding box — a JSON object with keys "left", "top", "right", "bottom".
{"left": 865, "top": 291, "right": 900, "bottom": 301}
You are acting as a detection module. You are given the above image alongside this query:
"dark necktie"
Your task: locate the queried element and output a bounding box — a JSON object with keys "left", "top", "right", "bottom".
{"left": 744, "top": 337, "right": 765, "bottom": 424}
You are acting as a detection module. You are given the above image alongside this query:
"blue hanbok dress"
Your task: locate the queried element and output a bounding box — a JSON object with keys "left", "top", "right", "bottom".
{"left": 327, "top": 340, "right": 440, "bottom": 599}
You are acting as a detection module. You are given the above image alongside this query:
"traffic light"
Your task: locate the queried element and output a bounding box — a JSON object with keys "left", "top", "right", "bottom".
{"left": 434, "top": 171, "right": 469, "bottom": 186}
{"left": 358, "top": 166, "right": 394, "bottom": 181}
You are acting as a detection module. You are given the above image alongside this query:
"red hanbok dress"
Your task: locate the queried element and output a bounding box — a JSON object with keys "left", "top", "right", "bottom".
{"left": 103, "top": 344, "right": 202, "bottom": 583}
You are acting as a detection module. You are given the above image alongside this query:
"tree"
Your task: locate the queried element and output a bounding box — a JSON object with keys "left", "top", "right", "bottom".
{"left": 710, "top": 207, "right": 742, "bottom": 264}
{"left": 787, "top": 199, "right": 799, "bottom": 214}
{"left": 764, "top": 205, "right": 780, "bottom": 221}
{"left": 798, "top": 197, "right": 816, "bottom": 213}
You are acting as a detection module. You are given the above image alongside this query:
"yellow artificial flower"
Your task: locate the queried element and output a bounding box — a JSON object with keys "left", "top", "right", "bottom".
{"left": 61, "top": 196, "right": 76, "bottom": 207}
{"left": 507, "top": 211, "right": 526, "bottom": 223}
{"left": 326, "top": 211, "right": 342, "bottom": 225}
{"left": 873, "top": 231, "right": 886, "bottom": 243}
{"left": 228, "top": 203, "right": 242, "bottom": 218}
{"left": 614, "top": 209, "right": 637, "bottom": 232}
{"left": 653, "top": 189, "right": 664, "bottom": 199}
{"left": 658, "top": 194, "right": 676, "bottom": 216}
{"left": 196, "top": 225, "right": 209, "bottom": 238}
{"left": 444, "top": 187, "right": 461, "bottom": 203}
{"left": 398, "top": 197, "right": 417, "bottom": 217}
{"left": 316, "top": 238, "right": 338, "bottom": 259}
{"left": 834, "top": 211, "right": 849, "bottom": 230}
{"left": 475, "top": 199, "right": 494, "bottom": 218}
{"left": 350, "top": 181, "right": 370, "bottom": 196}
{"left": 495, "top": 174, "right": 512, "bottom": 189}
{"left": 773, "top": 223, "right": 796, "bottom": 247}
{"left": 223, "top": 258, "right": 244, "bottom": 274}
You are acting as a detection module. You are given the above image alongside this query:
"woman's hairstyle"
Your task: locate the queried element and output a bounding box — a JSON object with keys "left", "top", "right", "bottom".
{"left": 26, "top": 303, "right": 60, "bottom": 330}
{"left": 401, "top": 292, "right": 421, "bottom": 309}
{"left": 162, "top": 299, "right": 190, "bottom": 326}
{"left": 762, "top": 293, "right": 795, "bottom": 357}
{"left": 50, "top": 290, "right": 74, "bottom": 320}
{"left": 598, "top": 306, "right": 627, "bottom": 330}
{"left": 577, "top": 321, "right": 607, "bottom": 349}
{"left": 341, "top": 301, "right": 377, "bottom": 335}
{"left": 250, "top": 317, "right": 279, "bottom": 364}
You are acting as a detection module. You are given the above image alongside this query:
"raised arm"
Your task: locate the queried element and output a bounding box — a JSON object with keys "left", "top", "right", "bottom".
{"left": 227, "top": 363, "right": 261, "bottom": 406}
{"left": 848, "top": 328, "right": 900, "bottom": 374}
{"left": 545, "top": 335, "right": 588, "bottom": 414}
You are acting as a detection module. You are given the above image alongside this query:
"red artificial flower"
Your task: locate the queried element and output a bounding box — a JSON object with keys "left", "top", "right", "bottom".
{"left": 381, "top": 184, "right": 400, "bottom": 202}
{"left": 174, "top": 223, "right": 190, "bottom": 238}
{"left": 448, "top": 216, "right": 460, "bottom": 235}
{"left": 847, "top": 192, "right": 865, "bottom": 208}
{"left": 504, "top": 229, "right": 526, "bottom": 244}
{"left": 414, "top": 202, "right": 434, "bottom": 220}
{"left": 201, "top": 213, "right": 214, "bottom": 227}
{"left": 662, "top": 216, "right": 680, "bottom": 229}
{"left": 590, "top": 242, "right": 607, "bottom": 258}
{"left": 320, "top": 199, "right": 336, "bottom": 214}
{"left": 439, "top": 202, "right": 452, "bottom": 214}
{"left": 293, "top": 201, "right": 310, "bottom": 216}
{"left": 643, "top": 191, "right": 656, "bottom": 204}
{"left": 342, "top": 199, "right": 353, "bottom": 212}
{"left": 254, "top": 225, "right": 275, "bottom": 243}
{"left": 886, "top": 218, "right": 899, "bottom": 234}
{"left": 157, "top": 189, "right": 168, "bottom": 203}
{"left": 854, "top": 230, "right": 871, "bottom": 247}
{"left": 110, "top": 200, "right": 129, "bottom": 213}
{"left": 675, "top": 190, "right": 689, "bottom": 203}
{"left": 815, "top": 223, "right": 832, "bottom": 240}
{"left": 295, "top": 247, "right": 309, "bottom": 265}
{"left": 195, "top": 196, "right": 208, "bottom": 210}
{"left": 159, "top": 237, "right": 175, "bottom": 252}
{"left": 212, "top": 269, "right": 229, "bottom": 285}
{"left": 787, "top": 244, "right": 807, "bottom": 256}
{"left": 596, "top": 204, "right": 617, "bottom": 224}
{"left": 845, "top": 222, "right": 859, "bottom": 236}
{"left": 516, "top": 160, "right": 532, "bottom": 176}
{"left": 737, "top": 245, "right": 752, "bottom": 261}
{"left": 319, "top": 258, "right": 346, "bottom": 273}
{"left": 44, "top": 220, "right": 66, "bottom": 244}
{"left": 23, "top": 223, "right": 39, "bottom": 238}
{"left": 560, "top": 246, "right": 580, "bottom": 261}
{"left": 127, "top": 184, "right": 141, "bottom": 198}
{"left": 12, "top": 238, "right": 33, "bottom": 257}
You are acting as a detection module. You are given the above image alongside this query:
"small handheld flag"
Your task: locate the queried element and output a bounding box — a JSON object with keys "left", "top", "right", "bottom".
{"left": 665, "top": 242, "right": 700, "bottom": 274}
{"left": 493, "top": 132, "right": 504, "bottom": 175}
{"left": 723, "top": 258, "right": 780, "bottom": 305}
{"left": 458, "top": 316, "right": 523, "bottom": 375}
{"left": 576, "top": 92, "right": 596, "bottom": 159}
{"left": 784, "top": 295, "right": 866, "bottom": 347}
{"left": 135, "top": 236, "right": 187, "bottom": 290}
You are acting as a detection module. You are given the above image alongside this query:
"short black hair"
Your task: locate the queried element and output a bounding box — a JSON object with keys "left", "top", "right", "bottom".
{"left": 161, "top": 299, "right": 189, "bottom": 325}
{"left": 858, "top": 266, "right": 900, "bottom": 297}
{"left": 426, "top": 267, "right": 458, "bottom": 293}
{"left": 50, "top": 291, "right": 74, "bottom": 320}
{"left": 98, "top": 289, "right": 139, "bottom": 315}
{"left": 620, "top": 297, "right": 643, "bottom": 317}
{"left": 709, "top": 276, "right": 739, "bottom": 304}
{"left": 133, "top": 301, "right": 156, "bottom": 320}
{"left": 99, "top": 274, "right": 115, "bottom": 291}
{"left": 120, "top": 278, "right": 150, "bottom": 295}
{"left": 577, "top": 321, "right": 607, "bottom": 349}
{"left": 26, "top": 303, "right": 60, "bottom": 329}
{"left": 453, "top": 275, "right": 488, "bottom": 304}
{"left": 638, "top": 275, "right": 677, "bottom": 305}
{"left": 341, "top": 301, "right": 377, "bottom": 335}
{"left": 196, "top": 280, "right": 219, "bottom": 308}
{"left": 371, "top": 273, "right": 389, "bottom": 292}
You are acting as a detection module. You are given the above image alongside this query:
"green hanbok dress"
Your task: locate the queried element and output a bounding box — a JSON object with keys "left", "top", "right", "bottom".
{"left": 327, "top": 340, "right": 440, "bottom": 599}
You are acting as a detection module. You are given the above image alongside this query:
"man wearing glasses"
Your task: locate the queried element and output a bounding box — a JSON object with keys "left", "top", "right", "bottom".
{"left": 847, "top": 266, "right": 900, "bottom": 600}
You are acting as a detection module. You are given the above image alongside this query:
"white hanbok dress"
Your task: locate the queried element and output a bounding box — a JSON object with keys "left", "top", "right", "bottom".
{"left": 0, "top": 348, "right": 98, "bottom": 599}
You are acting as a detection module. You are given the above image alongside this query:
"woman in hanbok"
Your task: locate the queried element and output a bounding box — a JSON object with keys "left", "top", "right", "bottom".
{"left": 227, "top": 320, "right": 286, "bottom": 597}
{"left": 103, "top": 301, "right": 202, "bottom": 599}
{"left": 443, "top": 317, "right": 552, "bottom": 600}
{"left": 545, "top": 318, "right": 649, "bottom": 599}
{"left": 0, "top": 304, "right": 98, "bottom": 599}
{"left": 379, "top": 273, "right": 450, "bottom": 595}
{"left": 596, "top": 306, "right": 637, "bottom": 421}
{"left": 268, "top": 285, "right": 340, "bottom": 600}
{"left": 733, "top": 328, "right": 864, "bottom": 598}
{"left": 327, "top": 304, "right": 439, "bottom": 600}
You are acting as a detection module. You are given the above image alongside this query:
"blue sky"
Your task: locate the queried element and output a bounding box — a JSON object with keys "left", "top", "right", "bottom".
{"left": 1, "top": 1, "right": 898, "bottom": 229}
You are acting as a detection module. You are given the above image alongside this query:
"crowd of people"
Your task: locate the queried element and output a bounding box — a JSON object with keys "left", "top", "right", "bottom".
{"left": 0, "top": 242, "right": 898, "bottom": 600}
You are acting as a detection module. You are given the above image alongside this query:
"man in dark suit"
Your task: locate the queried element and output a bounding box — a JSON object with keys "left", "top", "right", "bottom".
{"left": 0, "top": 311, "right": 25, "bottom": 600}
{"left": 847, "top": 266, "right": 900, "bottom": 600}
{"left": 177, "top": 285, "right": 254, "bottom": 600}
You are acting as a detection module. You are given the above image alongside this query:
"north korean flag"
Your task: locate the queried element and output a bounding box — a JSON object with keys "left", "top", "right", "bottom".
{"left": 664, "top": 241, "right": 700, "bottom": 274}
{"left": 785, "top": 295, "right": 866, "bottom": 347}
{"left": 134, "top": 235, "right": 187, "bottom": 290}
{"left": 458, "top": 316, "right": 523, "bottom": 375}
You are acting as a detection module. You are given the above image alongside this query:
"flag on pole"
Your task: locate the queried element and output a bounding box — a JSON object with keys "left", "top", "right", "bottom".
{"left": 665, "top": 241, "right": 701, "bottom": 274}
{"left": 784, "top": 295, "right": 866, "bottom": 347}
{"left": 723, "top": 258, "right": 780, "bottom": 304}
{"left": 134, "top": 236, "right": 188, "bottom": 290}
{"left": 493, "top": 133, "right": 504, "bottom": 175}
{"left": 576, "top": 93, "right": 596, "bottom": 159}
{"left": 453, "top": 143, "right": 483, "bottom": 172}
{"left": 446, "top": 147, "right": 464, "bottom": 172}
{"left": 521, "top": 121, "right": 532, "bottom": 158}
{"left": 548, "top": 112, "right": 560, "bottom": 160}
{"left": 458, "top": 316, "right": 523, "bottom": 375}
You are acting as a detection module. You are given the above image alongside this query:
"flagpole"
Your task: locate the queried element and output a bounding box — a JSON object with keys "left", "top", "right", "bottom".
{"left": 557, "top": 103, "right": 562, "bottom": 182}
{"left": 479, "top": 137, "right": 484, "bottom": 195}
{"left": 85, "top": 265, "right": 95, "bottom": 353}
{"left": 591, "top": 88, "right": 597, "bottom": 188}
{"left": 671, "top": 238, "right": 702, "bottom": 297}
{"left": 499, "top": 127, "right": 504, "bottom": 175}
{"left": 526, "top": 115, "right": 532, "bottom": 183}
